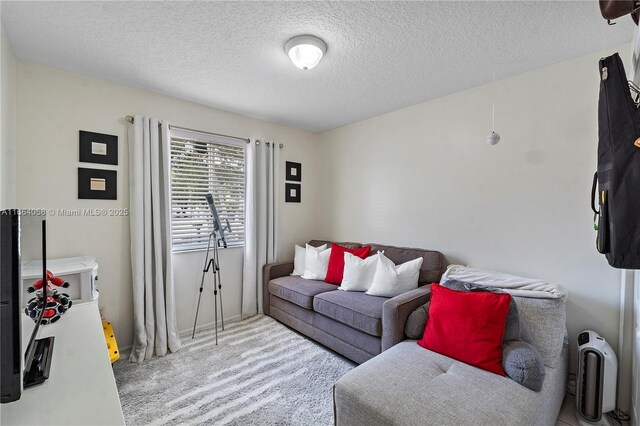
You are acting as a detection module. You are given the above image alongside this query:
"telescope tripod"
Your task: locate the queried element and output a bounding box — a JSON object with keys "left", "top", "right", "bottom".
{"left": 192, "top": 231, "right": 225, "bottom": 344}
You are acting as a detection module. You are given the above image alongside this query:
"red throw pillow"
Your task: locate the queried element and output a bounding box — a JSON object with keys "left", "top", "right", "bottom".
{"left": 417, "top": 283, "right": 511, "bottom": 376}
{"left": 324, "top": 244, "right": 372, "bottom": 284}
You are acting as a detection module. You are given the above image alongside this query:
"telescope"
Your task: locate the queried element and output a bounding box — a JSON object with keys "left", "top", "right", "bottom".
{"left": 193, "top": 194, "right": 231, "bottom": 344}
{"left": 205, "top": 194, "right": 231, "bottom": 248}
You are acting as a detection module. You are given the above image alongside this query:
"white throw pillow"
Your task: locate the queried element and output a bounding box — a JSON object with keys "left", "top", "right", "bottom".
{"left": 366, "top": 253, "right": 423, "bottom": 297}
{"left": 339, "top": 252, "right": 379, "bottom": 292}
{"left": 292, "top": 243, "right": 327, "bottom": 276}
{"left": 301, "top": 245, "right": 332, "bottom": 280}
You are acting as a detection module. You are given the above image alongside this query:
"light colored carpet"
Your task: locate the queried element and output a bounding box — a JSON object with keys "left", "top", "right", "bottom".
{"left": 113, "top": 315, "right": 355, "bottom": 425}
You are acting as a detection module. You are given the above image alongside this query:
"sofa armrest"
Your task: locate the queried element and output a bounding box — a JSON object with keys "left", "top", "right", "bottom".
{"left": 381, "top": 285, "right": 431, "bottom": 351}
{"left": 262, "top": 261, "right": 294, "bottom": 316}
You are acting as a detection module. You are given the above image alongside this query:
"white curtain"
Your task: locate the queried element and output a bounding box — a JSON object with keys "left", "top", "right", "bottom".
{"left": 128, "top": 116, "right": 181, "bottom": 362}
{"left": 242, "top": 139, "right": 280, "bottom": 318}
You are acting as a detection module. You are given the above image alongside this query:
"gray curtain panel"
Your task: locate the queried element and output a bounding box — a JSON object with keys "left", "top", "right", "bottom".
{"left": 242, "top": 139, "right": 280, "bottom": 318}
{"left": 128, "top": 115, "right": 181, "bottom": 362}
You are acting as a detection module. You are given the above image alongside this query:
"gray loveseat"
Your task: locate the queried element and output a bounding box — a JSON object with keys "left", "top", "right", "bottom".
{"left": 263, "top": 240, "right": 447, "bottom": 364}
{"left": 334, "top": 293, "right": 569, "bottom": 425}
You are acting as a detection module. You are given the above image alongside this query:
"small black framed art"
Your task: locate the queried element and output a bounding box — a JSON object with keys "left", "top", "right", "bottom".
{"left": 79, "top": 130, "right": 118, "bottom": 165}
{"left": 78, "top": 168, "right": 117, "bottom": 200}
{"left": 285, "top": 183, "right": 301, "bottom": 203}
{"left": 285, "top": 161, "right": 302, "bottom": 182}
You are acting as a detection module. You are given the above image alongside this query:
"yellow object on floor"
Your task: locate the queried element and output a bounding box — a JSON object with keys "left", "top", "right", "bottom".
{"left": 102, "top": 321, "right": 120, "bottom": 363}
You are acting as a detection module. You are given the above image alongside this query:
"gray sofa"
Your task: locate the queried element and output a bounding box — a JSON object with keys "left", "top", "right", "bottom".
{"left": 334, "top": 294, "right": 569, "bottom": 425}
{"left": 263, "top": 240, "right": 447, "bottom": 364}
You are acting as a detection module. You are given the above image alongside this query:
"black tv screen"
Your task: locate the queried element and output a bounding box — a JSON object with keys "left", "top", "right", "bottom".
{"left": 0, "top": 211, "right": 22, "bottom": 403}
{"left": 1, "top": 212, "right": 48, "bottom": 403}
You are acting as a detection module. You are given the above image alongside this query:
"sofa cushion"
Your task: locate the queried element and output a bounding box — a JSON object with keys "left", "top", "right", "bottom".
{"left": 365, "top": 243, "right": 446, "bottom": 285}
{"left": 268, "top": 276, "right": 337, "bottom": 310}
{"left": 341, "top": 253, "right": 379, "bottom": 292}
{"left": 405, "top": 302, "right": 429, "bottom": 339}
{"left": 270, "top": 295, "right": 382, "bottom": 356}
{"left": 418, "top": 283, "right": 511, "bottom": 376}
{"left": 313, "top": 291, "right": 386, "bottom": 336}
{"left": 301, "top": 245, "right": 332, "bottom": 280}
{"left": 366, "top": 252, "right": 423, "bottom": 298}
{"left": 512, "top": 297, "right": 566, "bottom": 368}
{"left": 325, "top": 244, "right": 372, "bottom": 285}
{"left": 334, "top": 341, "right": 568, "bottom": 426}
{"left": 292, "top": 243, "right": 327, "bottom": 276}
{"left": 502, "top": 340, "right": 546, "bottom": 392}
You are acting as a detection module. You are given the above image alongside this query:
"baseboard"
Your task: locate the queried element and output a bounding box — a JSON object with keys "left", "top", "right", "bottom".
{"left": 178, "top": 314, "right": 242, "bottom": 338}
{"left": 118, "top": 314, "right": 243, "bottom": 360}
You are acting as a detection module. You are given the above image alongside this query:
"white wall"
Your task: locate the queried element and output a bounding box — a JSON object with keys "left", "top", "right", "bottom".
{"left": 319, "top": 45, "right": 630, "bottom": 405}
{"left": 1, "top": 24, "right": 17, "bottom": 207}
{"left": 15, "top": 60, "right": 323, "bottom": 349}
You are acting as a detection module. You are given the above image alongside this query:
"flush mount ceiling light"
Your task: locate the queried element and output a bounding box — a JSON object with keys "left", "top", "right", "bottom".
{"left": 285, "top": 35, "right": 327, "bottom": 70}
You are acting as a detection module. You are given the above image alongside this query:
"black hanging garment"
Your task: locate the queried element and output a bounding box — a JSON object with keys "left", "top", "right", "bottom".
{"left": 594, "top": 53, "right": 640, "bottom": 268}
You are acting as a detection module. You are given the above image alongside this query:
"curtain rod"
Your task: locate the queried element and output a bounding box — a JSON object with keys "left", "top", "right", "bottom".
{"left": 125, "top": 115, "right": 283, "bottom": 147}
{"left": 170, "top": 124, "right": 250, "bottom": 144}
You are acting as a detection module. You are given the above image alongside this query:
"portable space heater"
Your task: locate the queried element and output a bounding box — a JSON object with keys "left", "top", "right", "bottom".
{"left": 576, "top": 330, "right": 617, "bottom": 425}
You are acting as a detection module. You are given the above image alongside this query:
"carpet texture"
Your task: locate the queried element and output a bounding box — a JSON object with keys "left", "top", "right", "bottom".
{"left": 113, "top": 315, "right": 355, "bottom": 425}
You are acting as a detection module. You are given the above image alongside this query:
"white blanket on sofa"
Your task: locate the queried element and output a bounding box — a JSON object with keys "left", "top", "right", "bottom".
{"left": 440, "top": 265, "right": 567, "bottom": 300}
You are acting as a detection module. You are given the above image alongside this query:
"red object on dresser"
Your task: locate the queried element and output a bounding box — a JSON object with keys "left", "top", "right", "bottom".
{"left": 324, "top": 244, "right": 372, "bottom": 285}
{"left": 417, "top": 283, "right": 511, "bottom": 376}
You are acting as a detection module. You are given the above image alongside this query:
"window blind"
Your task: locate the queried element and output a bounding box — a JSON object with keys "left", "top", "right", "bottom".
{"left": 170, "top": 128, "right": 246, "bottom": 252}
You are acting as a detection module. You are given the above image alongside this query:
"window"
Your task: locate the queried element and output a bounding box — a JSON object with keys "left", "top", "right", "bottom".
{"left": 170, "top": 127, "right": 246, "bottom": 252}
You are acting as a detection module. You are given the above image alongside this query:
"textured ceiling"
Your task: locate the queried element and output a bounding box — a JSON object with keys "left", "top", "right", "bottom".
{"left": 1, "top": 1, "right": 634, "bottom": 133}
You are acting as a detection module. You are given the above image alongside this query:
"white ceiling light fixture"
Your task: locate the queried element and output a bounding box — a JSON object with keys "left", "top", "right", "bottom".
{"left": 285, "top": 35, "right": 327, "bottom": 70}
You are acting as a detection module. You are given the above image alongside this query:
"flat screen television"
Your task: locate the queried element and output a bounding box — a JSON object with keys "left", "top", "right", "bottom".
{"left": 0, "top": 211, "right": 22, "bottom": 403}
{"left": 0, "top": 211, "right": 52, "bottom": 404}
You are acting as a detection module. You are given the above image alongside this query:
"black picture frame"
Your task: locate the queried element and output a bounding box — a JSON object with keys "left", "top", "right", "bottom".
{"left": 285, "top": 183, "right": 301, "bottom": 203}
{"left": 78, "top": 168, "right": 117, "bottom": 200}
{"left": 79, "top": 130, "right": 118, "bottom": 165}
{"left": 285, "top": 161, "right": 302, "bottom": 182}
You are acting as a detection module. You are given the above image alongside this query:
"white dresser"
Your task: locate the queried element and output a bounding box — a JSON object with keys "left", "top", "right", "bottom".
{"left": 0, "top": 301, "right": 125, "bottom": 425}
